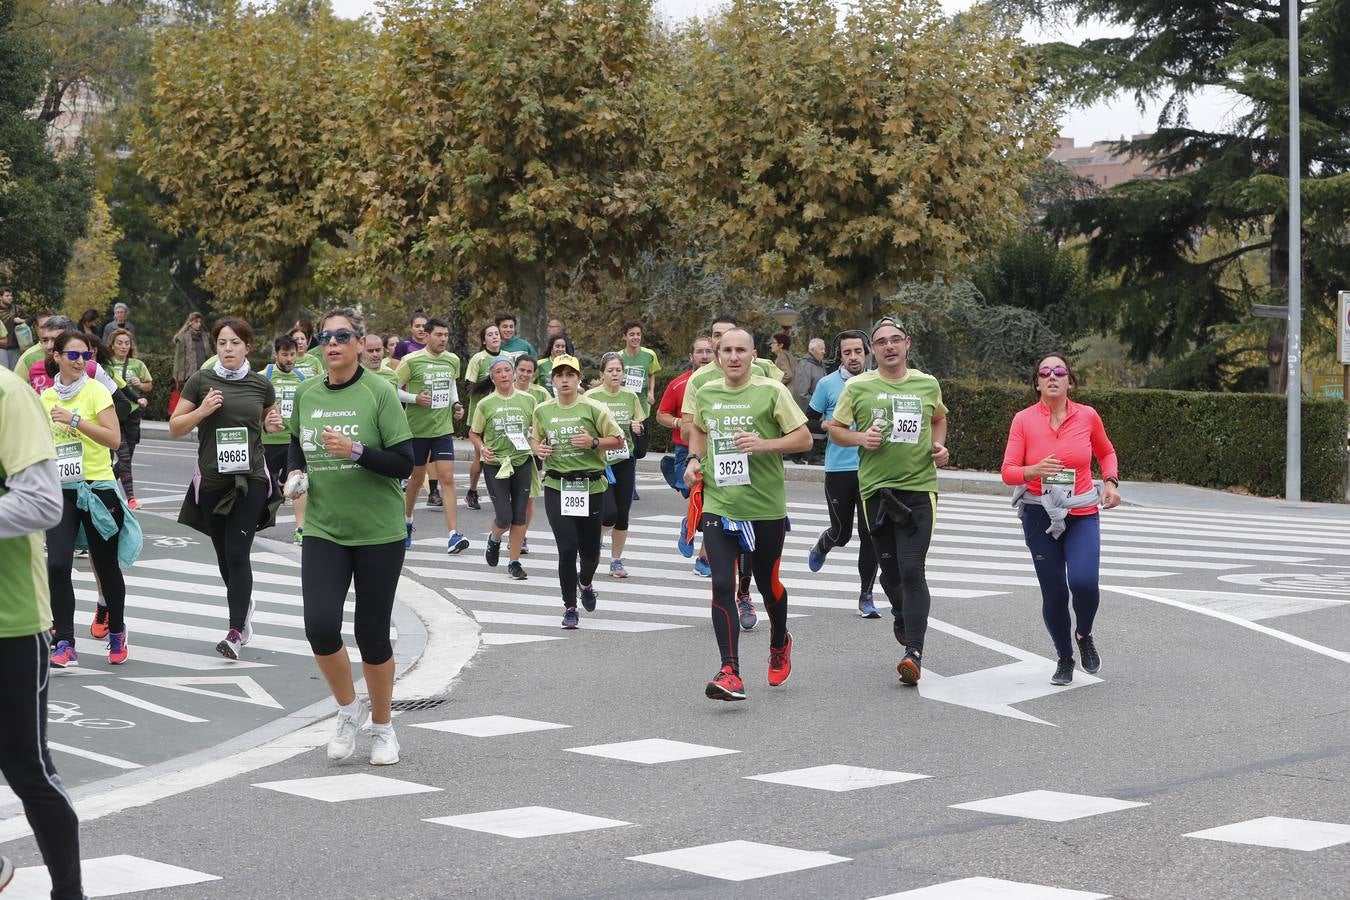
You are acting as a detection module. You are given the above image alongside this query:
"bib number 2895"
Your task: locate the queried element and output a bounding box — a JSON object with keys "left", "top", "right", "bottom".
{"left": 561, "top": 478, "right": 589, "bottom": 517}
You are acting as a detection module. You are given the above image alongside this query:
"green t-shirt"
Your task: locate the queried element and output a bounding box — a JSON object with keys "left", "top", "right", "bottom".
{"left": 41, "top": 381, "right": 117, "bottom": 483}
{"left": 523, "top": 383, "right": 551, "bottom": 406}
{"left": 470, "top": 389, "right": 539, "bottom": 467}
{"left": 371, "top": 360, "right": 401, "bottom": 393}
{"left": 395, "top": 349, "right": 461, "bottom": 438}
{"left": 0, "top": 367, "right": 57, "bottom": 637}
{"left": 531, "top": 396, "right": 622, "bottom": 494}
{"left": 109, "top": 357, "right": 151, "bottom": 391}
{"left": 535, "top": 357, "right": 555, "bottom": 388}
{"left": 291, "top": 368, "right": 412, "bottom": 546}
{"left": 832, "top": 368, "right": 947, "bottom": 498}
{"left": 13, "top": 343, "right": 44, "bottom": 379}
{"left": 180, "top": 369, "right": 277, "bottom": 489}
{"left": 618, "top": 346, "right": 661, "bottom": 413}
{"left": 680, "top": 358, "right": 780, "bottom": 419}
{"left": 465, "top": 350, "right": 495, "bottom": 384}
{"left": 584, "top": 385, "right": 643, "bottom": 464}
{"left": 692, "top": 374, "right": 807, "bottom": 521}
{"left": 261, "top": 363, "right": 308, "bottom": 446}
{"left": 501, "top": 336, "right": 536, "bottom": 360}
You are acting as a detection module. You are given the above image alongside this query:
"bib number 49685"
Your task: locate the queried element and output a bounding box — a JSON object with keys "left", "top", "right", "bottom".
{"left": 216, "top": 427, "right": 250, "bottom": 473}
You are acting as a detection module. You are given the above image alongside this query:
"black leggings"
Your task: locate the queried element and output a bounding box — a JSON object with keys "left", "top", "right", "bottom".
{"left": 199, "top": 478, "right": 270, "bottom": 631}
{"left": 819, "top": 470, "right": 879, "bottom": 592}
{"left": 701, "top": 515, "right": 789, "bottom": 670}
{"left": 544, "top": 485, "right": 603, "bottom": 606}
{"left": 602, "top": 458, "right": 636, "bottom": 530}
{"left": 483, "top": 462, "right": 533, "bottom": 529}
{"left": 865, "top": 490, "right": 935, "bottom": 652}
{"left": 114, "top": 437, "right": 138, "bottom": 499}
{"left": 47, "top": 487, "right": 125, "bottom": 646}
{"left": 0, "top": 632, "right": 83, "bottom": 899}
{"left": 302, "top": 537, "right": 405, "bottom": 664}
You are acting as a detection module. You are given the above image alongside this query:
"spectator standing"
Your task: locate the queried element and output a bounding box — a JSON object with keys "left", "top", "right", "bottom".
{"left": 173, "top": 312, "right": 211, "bottom": 387}
{"left": 771, "top": 331, "right": 797, "bottom": 384}
{"left": 0, "top": 284, "right": 28, "bottom": 370}
{"left": 792, "top": 337, "right": 828, "bottom": 463}
{"left": 101, "top": 303, "right": 134, "bottom": 341}
{"left": 77, "top": 309, "right": 101, "bottom": 337}
{"left": 546, "top": 316, "right": 575, "bottom": 355}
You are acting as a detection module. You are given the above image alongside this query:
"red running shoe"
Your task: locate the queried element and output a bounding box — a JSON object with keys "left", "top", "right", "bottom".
{"left": 90, "top": 604, "right": 109, "bottom": 639}
{"left": 705, "top": 666, "right": 745, "bottom": 701}
{"left": 897, "top": 648, "right": 922, "bottom": 685}
{"left": 768, "top": 633, "right": 792, "bottom": 686}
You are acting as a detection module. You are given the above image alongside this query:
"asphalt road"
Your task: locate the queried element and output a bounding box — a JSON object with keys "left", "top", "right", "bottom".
{"left": 3, "top": 432, "right": 1349, "bottom": 899}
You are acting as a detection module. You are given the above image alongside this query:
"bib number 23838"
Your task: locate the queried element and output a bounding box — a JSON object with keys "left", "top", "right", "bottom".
{"left": 56, "top": 441, "right": 84, "bottom": 484}
{"left": 561, "top": 477, "right": 589, "bottom": 517}
{"left": 890, "top": 397, "right": 923, "bottom": 445}
{"left": 216, "top": 427, "right": 250, "bottom": 474}
{"left": 712, "top": 435, "right": 750, "bottom": 487}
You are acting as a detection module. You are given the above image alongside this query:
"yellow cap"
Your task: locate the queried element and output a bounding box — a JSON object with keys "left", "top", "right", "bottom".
{"left": 549, "top": 354, "right": 582, "bottom": 374}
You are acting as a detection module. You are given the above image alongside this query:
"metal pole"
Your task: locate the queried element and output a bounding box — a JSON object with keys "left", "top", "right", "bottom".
{"left": 1286, "top": 0, "right": 1302, "bottom": 501}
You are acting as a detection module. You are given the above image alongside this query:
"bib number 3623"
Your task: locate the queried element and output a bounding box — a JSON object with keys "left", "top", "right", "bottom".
{"left": 561, "top": 478, "right": 589, "bottom": 517}
{"left": 712, "top": 435, "right": 750, "bottom": 487}
{"left": 216, "top": 427, "right": 251, "bottom": 474}
{"left": 56, "top": 441, "right": 84, "bottom": 484}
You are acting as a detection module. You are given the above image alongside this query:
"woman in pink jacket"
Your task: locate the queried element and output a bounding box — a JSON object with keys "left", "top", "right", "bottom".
{"left": 1001, "top": 353, "right": 1121, "bottom": 685}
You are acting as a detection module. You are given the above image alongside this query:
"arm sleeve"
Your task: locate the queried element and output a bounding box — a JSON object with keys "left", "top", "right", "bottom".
{"left": 1089, "top": 408, "right": 1119, "bottom": 481}
{"left": 287, "top": 435, "right": 307, "bottom": 472}
{"left": 357, "top": 439, "right": 415, "bottom": 479}
{"left": 450, "top": 379, "right": 460, "bottom": 405}
{"left": 0, "top": 460, "right": 63, "bottom": 538}
{"left": 1000, "top": 414, "right": 1028, "bottom": 486}
{"left": 397, "top": 388, "right": 417, "bottom": 404}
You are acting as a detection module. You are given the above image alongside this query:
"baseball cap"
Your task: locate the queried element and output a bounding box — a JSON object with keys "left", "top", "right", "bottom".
{"left": 870, "top": 316, "right": 909, "bottom": 338}
{"left": 550, "top": 354, "right": 582, "bottom": 374}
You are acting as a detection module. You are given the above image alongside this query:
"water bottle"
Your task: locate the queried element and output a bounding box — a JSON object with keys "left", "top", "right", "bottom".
{"left": 13, "top": 320, "right": 33, "bottom": 349}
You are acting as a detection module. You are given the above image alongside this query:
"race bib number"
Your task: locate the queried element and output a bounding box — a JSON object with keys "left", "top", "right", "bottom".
{"left": 430, "top": 377, "right": 451, "bottom": 410}
{"left": 278, "top": 386, "right": 296, "bottom": 421}
{"left": 623, "top": 367, "right": 645, "bottom": 393}
{"left": 889, "top": 396, "right": 923, "bottom": 445}
{"left": 216, "top": 427, "right": 251, "bottom": 473}
{"left": 1043, "top": 467, "right": 1076, "bottom": 487}
{"left": 506, "top": 430, "right": 532, "bottom": 452}
{"left": 605, "top": 443, "right": 630, "bottom": 463}
{"left": 711, "top": 435, "right": 750, "bottom": 487}
{"left": 56, "top": 441, "right": 84, "bottom": 484}
{"left": 561, "top": 477, "right": 589, "bottom": 517}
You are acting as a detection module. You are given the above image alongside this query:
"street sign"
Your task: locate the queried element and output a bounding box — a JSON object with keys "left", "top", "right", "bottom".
{"left": 1252, "top": 304, "right": 1289, "bottom": 319}
{"left": 1338, "top": 291, "right": 1350, "bottom": 365}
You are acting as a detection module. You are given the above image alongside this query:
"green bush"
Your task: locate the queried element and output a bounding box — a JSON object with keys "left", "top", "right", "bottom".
{"left": 944, "top": 382, "right": 1348, "bottom": 502}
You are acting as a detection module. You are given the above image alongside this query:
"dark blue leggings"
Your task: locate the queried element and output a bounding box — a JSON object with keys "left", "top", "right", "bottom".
{"left": 1020, "top": 506, "right": 1101, "bottom": 660}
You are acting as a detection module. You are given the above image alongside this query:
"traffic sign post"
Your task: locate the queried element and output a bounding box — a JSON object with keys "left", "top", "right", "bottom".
{"left": 1338, "top": 291, "right": 1350, "bottom": 402}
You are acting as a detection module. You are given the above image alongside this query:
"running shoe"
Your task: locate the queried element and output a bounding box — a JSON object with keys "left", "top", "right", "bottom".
{"left": 1, "top": 854, "right": 13, "bottom": 892}
{"left": 807, "top": 539, "right": 828, "bottom": 573}
{"left": 737, "top": 592, "right": 757, "bottom": 631}
{"left": 447, "top": 531, "right": 469, "bottom": 554}
{"left": 404, "top": 522, "right": 415, "bottom": 550}
{"left": 127, "top": 497, "right": 140, "bottom": 511}
{"left": 508, "top": 560, "right": 528, "bottom": 581}
{"left": 676, "top": 516, "right": 696, "bottom": 558}
{"left": 693, "top": 557, "right": 711, "bottom": 577}
{"left": 90, "top": 604, "right": 109, "bottom": 639}
{"left": 465, "top": 489, "right": 481, "bottom": 510}
{"left": 705, "top": 665, "right": 745, "bottom": 701}
{"left": 216, "top": 628, "right": 243, "bottom": 661}
{"left": 485, "top": 536, "right": 501, "bottom": 567}
{"left": 292, "top": 527, "right": 304, "bottom": 546}
{"left": 520, "top": 538, "right": 530, "bottom": 555}
{"left": 1052, "top": 656, "right": 1075, "bottom": 685}
{"left": 327, "top": 702, "right": 370, "bottom": 761}
{"left": 73, "top": 548, "right": 88, "bottom": 559}
{"left": 897, "top": 648, "right": 922, "bottom": 685}
{"left": 427, "top": 490, "right": 443, "bottom": 507}
{"left": 107, "top": 628, "right": 128, "bottom": 665}
{"left": 370, "top": 727, "right": 400, "bottom": 766}
{"left": 609, "top": 559, "right": 628, "bottom": 579}
{"left": 50, "top": 641, "right": 78, "bottom": 668}
{"left": 858, "top": 591, "right": 880, "bottom": 619}
{"left": 561, "top": 607, "right": 580, "bottom": 629}
{"left": 1076, "top": 634, "right": 1101, "bottom": 674}
{"left": 633, "top": 489, "right": 640, "bottom": 501}
{"left": 580, "top": 583, "right": 598, "bottom": 612}
{"left": 242, "top": 598, "right": 256, "bottom": 646}
{"left": 768, "top": 633, "right": 792, "bottom": 686}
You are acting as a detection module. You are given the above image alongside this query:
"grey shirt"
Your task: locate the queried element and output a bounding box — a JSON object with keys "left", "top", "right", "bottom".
{"left": 0, "top": 460, "right": 63, "bottom": 538}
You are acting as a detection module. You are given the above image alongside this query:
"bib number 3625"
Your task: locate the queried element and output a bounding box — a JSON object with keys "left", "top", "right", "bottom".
{"left": 216, "top": 427, "right": 251, "bottom": 474}
{"left": 56, "top": 441, "right": 84, "bottom": 484}
{"left": 711, "top": 435, "right": 750, "bottom": 487}
{"left": 889, "top": 397, "right": 923, "bottom": 445}
{"left": 561, "top": 478, "right": 589, "bottom": 517}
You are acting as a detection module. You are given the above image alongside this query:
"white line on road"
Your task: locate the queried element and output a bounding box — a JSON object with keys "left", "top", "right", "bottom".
{"left": 47, "top": 742, "right": 143, "bottom": 770}
{"left": 84, "top": 685, "right": 209, "bottom": 723}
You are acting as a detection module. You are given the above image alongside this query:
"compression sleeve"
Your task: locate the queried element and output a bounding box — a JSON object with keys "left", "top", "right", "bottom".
{"left": 0, "top": 460, "right": 63, "bottom": 538}
{"left": 397, "top": 389, "right": 418, "bottom": 404}
{"left": 356, "top": 439, "right": 414, "bottom": 479}
{"left": 287, "top": 435, "right": 307, "bottom": 473}
{"left": 450, "top": 379, "right": 460, "bottom": 405}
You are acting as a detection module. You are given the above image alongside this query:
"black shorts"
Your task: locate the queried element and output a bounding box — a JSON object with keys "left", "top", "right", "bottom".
{"left": 264, "top": 443, "right": 290, "bottom": 489}
{"left": 412, "top": 435, "right": 455, "bottom": 465}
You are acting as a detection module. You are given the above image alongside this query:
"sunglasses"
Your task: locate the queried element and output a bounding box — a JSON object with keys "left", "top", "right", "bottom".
{"left": 62, "top": 350, "right": 93, "bottom": 362}
{"left": 316, "top": 329, "right": 360, "bottom": 345}
{"left": 1038, "top": 366, "right": 1069, "bottom": 378}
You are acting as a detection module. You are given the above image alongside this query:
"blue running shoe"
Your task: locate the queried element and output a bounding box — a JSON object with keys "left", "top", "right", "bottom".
{"left": 693, "top": 557, "right": 711, "bottom": 577}
{"left": 447, "top": 531, "right": 469, "bottom": 555}
{"left": 858, "top": 591, "right": 880, "bottom": 618}
{"left": 561, "top": 607, "right": 579, "bottom": 629}
{"left": 580, "top": 583, "right": 598, "bottom": 612}
{"left": 677, "top": 517, "right": 695, "bottom": 558}
{"left": 404, "top": 522, "right": 414, "bottom": 550}
{"left": 737, "top": 592, "right": 757, "bottom": 631}
{"left": 807, "top": 539, "right": 827, "bottom": 573}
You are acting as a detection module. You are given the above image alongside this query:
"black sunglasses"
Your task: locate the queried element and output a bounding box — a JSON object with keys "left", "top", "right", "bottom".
{"left": 62, "top": 350, "right": 93, "bottom": 362}
{"left": 316, "top": 329, "right": 361, "bottom": 345}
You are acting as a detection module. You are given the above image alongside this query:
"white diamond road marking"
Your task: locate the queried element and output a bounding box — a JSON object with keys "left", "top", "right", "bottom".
{"left": 481, "top": 632, "right": 565, "bottom": 646}
{"left": 869, "top": 875, "right": 1111, "bottom": 899}
{"left": 745, "top": 764, "right": 929, "bottom": 792}
{"left": 950, "top": 790, "right": 1147, "bottom": 822}
{"left": 424, "top": 805, "right": 631, "bottom": 838}
{"left": 411, "top": 715, "right": 570, "bottom": 737}
{"left": 253, "top": 773, "right": 442, "bottom": 803}
{"left": 565, "top": 738, "right": 739, "bottom": 765}
{"left": 628, "top": 839, "right": 850, "bottom": 882}
{"left": 5, "top": 854, "right": 220, "bottom": 898}
{"left": 1184, "top": 816, "right": 1350, "bottom": 851}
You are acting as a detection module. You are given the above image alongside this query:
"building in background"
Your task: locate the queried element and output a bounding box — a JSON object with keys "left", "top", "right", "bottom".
{"left": 1049, "top": 135, "right": 1161, "bottom": 189}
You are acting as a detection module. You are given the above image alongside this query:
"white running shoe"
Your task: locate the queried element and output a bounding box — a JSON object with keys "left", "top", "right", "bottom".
{"left": 370, "top": 727, "right": 400, "bottom": 766}
{"left": 241, "top": 597, "right": 256, "bottom": 646}
{"left": 327, "top": 703, "right": 370, "bottom": 761}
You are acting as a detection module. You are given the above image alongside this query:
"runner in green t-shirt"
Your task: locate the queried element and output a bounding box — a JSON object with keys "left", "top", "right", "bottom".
{"left": 360, "top": 333, "right": 404, "bottom": 394}
{"left": 463, "top": 323, "right": 503, "bottom": 509}
{"left": 618, "top": 321, "right": 661, "bottom": 416}
{"left": 11, "top": 341, "right": 44, "bottom": 377}
{"left": 513, "top": 355, "right": 549, "bottom": 553}
{"left": 262, "top": 334, "right": 310, "bottom": 545}
{"left": 530, "top": 354, "right": 623, "bottom": 628}
{"left": 535, "top": 334, "right": 570, "bottom": 395}
{"left": 284, "top": 308, "right": 415, "bottom": 766}
{"left": 829, "top": 316, "right": 949, "bottom": 686}
{"left": 0, "top": 362, "right": 84, "bottom": 900}
{"left": 586, "top": 352, "right": 645, "bottom": 579}
{"left": 685, "top": 327, "right": 811, "bottom": 702}
{"left": 395, "top": 319, "right": 469, "bottom": 555}
{"left": 470, "top": 355, "right": 538, "bottom": 580}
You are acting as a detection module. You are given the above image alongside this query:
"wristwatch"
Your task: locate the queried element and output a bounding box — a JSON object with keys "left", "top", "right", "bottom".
{"left": 69, "top": 412, "right": 82, "bottom": 431}
{"left": 1104, "top": 476, "right": 1119, "bottom": 487}
{"left": 349, "top": 441, "right": 365, "bottom": 461}
{"left": 590, "top": 437, "right": 600, "bottom": 450}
